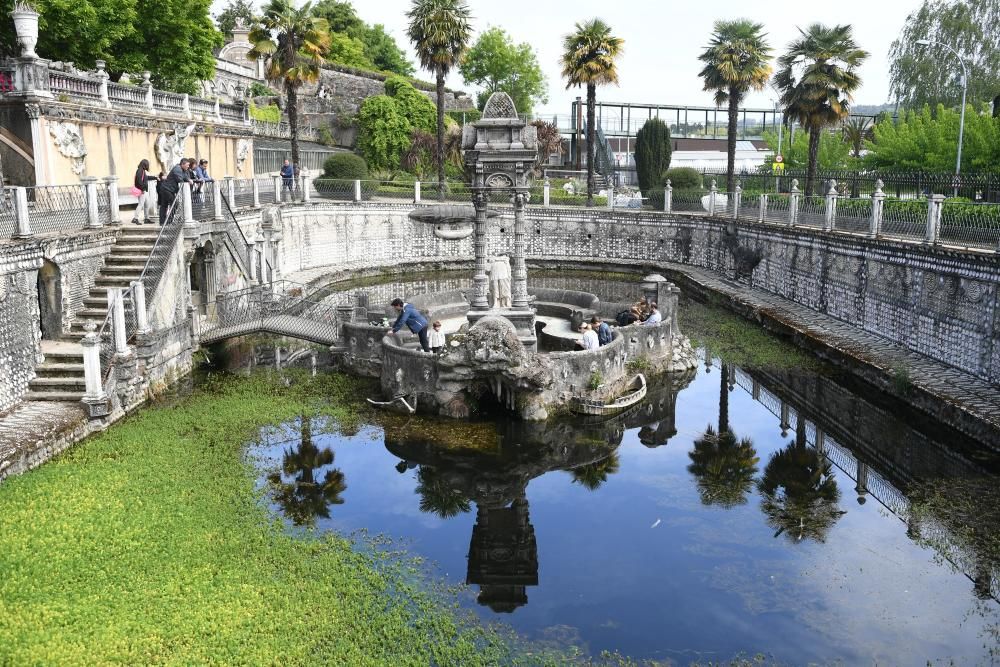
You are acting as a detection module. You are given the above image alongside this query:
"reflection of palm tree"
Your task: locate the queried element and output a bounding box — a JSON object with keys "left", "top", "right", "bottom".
{"left": 758, "top": 430, "right": 843, "bottom": 543}
{"left": 688, "top": 425, "right": 759, "bottom": 508}
{"left": 268, "top": 416, "right": 347, "bottom": 526}
{"left": 415, "top": 465, "right": 471, "bottom": 517}
{"left": 569, "top": 451, "right": 621, "bottom": 491}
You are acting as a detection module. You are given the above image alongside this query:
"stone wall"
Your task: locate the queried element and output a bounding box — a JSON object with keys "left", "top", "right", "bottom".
{"left": 272, "top": 202, "right": 1000, "bottom": 386}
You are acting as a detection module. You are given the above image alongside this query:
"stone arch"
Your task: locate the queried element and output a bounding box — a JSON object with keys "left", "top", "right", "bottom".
{"left": 189, "top": 241, "right": 215, "bottom": 316}
{"left": 36, "top": 259, "right": 62, "bottom": 339}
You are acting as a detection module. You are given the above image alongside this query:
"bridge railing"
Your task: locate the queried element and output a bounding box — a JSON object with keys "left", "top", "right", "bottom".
{"left": 199, "top": 280, "right": 344, "bottom": 344}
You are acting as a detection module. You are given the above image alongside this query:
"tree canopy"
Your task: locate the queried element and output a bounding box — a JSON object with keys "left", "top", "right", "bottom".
{"left": 889, "top": 0, "right": 1000, "bottom": 111}
{"left": 459, "top": 27, "right": 548, "bottom": 115}
{"left": 310, "top": 0, "right": 414, "bottom": 75}
{"left": 865, "top": 104, "right": 1000, "bottom": 171}
{"left": 215, "top": 0, "right": 257, "bottom": 39}
{"left": 761, "top": 128, "right": 853, "bottom": 171}
{"left": 0, "top": 0, "right": 221, "bottom": 94}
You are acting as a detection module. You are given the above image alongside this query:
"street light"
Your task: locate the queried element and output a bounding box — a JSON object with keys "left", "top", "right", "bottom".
{"left": 916, "top": 38, "right": 968, "bottom": 197}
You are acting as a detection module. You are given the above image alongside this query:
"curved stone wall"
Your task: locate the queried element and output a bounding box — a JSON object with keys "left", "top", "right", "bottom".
{"left": 273, "top": 202, "right": 1000, "bottom": 386}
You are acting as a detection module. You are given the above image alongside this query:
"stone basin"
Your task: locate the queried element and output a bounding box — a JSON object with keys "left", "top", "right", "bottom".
{"left": 408, "top": 204, "right": 499, "bottom": 240}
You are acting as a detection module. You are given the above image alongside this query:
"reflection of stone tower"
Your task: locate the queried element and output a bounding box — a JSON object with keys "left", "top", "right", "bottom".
{"left": 466, "top": 495, "right": 538, "bottom": 613}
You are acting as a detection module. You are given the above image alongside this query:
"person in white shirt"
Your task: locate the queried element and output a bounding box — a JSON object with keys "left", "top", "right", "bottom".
{"left": 644, "top": 303, "right": 662, "bottom": 326}
{"left": 428, "top": 320, "right": 446, "bottom": 353}
{"left": 578, "top": 323, "right": 600, "bottom": 350}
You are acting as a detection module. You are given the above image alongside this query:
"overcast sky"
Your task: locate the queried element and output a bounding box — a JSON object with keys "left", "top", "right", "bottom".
{"left": 345, "top": 0, "right": 920, "bottom": 116}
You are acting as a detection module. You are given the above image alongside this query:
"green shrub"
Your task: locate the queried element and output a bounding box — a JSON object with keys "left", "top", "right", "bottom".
{"left": 247, "top": 82, "right": 272, "bottom": 97}
{"left": 664, "top": 167, "right": 702, "bottom": 190}
{"left": 446, "top": 109, "right": 480, "bottom": 125}
{"left": 385, "top": 76, "right": 436, "bottom": 134}
{"left": 317, "top": 127, "right": 335, "bottom": 147}
{"left": 357, "top": 95, "right": 411, "bottom": 171}
{"left": 323, "top": 153, "right": 369, "bottom": 180}
{"left": 249, "top": 101, "right": 281, "bottom": 123}
{"left": 587, "top": 371, "right": 604, "bottom": 391}
{"left": 635, "top": 118, "right": 672, "bottom": 194}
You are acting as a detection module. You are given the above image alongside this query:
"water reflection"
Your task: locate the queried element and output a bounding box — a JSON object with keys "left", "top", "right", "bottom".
{"left": 267, "top": 416, "right": 348, "bottom": 526}
{"left": 758, "top": 414, "right": 843, "bottom": 543}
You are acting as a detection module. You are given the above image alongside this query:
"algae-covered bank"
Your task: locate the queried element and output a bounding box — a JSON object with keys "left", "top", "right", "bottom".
{"left": 0, "top": 372, "right": 551, "bottom": 666}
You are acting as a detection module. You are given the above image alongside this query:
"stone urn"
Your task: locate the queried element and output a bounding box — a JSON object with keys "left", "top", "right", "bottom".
{"left": 12, "top": 2, "right": 40, "bottom": 58}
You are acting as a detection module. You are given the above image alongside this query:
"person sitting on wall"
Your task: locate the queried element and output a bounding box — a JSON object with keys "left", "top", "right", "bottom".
{"left": 428, "top": 320, "right": 446, "bottom": 354}
{"left": 634, "top": 297, "right": 651, "bottom": 321}
{"left": 577, "top": 323, "right": 600, "bottom": 351}
{"left": 643, "top": 302, "right": 662, "bottom": 326}
{"left": 615, "top": 308, "right": 639, "bottom": 327}
{"left": 592, "top": 315, "right": 612, "bottom": 346}
{"left": 389, "top": 297, "right": 431, "bottom": 353}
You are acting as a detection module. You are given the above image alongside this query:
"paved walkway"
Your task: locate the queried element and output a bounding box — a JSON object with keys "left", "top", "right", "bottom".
{"left": 663, "top": 262, "right": 1000, "bottom": 443}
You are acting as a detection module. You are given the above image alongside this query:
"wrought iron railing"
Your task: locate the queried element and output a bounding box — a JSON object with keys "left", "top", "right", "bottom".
{"left": 130, "top": 203, "right": 183, "bottom": 340}
{"left": 24, "top": 185, "right": 89, "bottom": 235}
{"left": 220, "top": 192, "right": 253, "bottom": 273}
{"left": 200, "top": 280, "right": 342, "bottom": 344}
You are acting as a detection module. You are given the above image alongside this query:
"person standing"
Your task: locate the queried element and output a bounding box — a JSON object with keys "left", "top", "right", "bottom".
{"left": 490, "top": 255, "right": 512, "bottom": 308}
{"left": 157, "top": 158, "right": 191, "bottom": 224}
{"left": 592, "top": 315, "right": 612, "bottom": 346}
{"left": 390, "top": 298, "right": 430, "bottom": 353}
{"left": 428, "top": 320, "right": 446, "bottom": 353}
{"left": 130, "top": 159, "right": 157, "bottom": 225}
{"left": 280, "top": 159, "right": 295, "bottom": 200}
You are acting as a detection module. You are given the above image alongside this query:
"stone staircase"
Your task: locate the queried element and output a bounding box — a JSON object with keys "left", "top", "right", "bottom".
{"left": 25, "top": 225, "right": 158, "bottom": 402}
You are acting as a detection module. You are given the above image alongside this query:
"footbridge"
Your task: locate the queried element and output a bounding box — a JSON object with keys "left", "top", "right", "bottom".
{"left": 199, "top": 281, "right": 346, "bottom": 346}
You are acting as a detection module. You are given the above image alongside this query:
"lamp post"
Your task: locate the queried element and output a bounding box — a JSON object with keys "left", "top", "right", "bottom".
{"left": 916, "top": 38, "right": 967, "bottom": 197}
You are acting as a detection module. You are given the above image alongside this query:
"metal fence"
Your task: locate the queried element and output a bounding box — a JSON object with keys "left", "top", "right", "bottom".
{"left": 25, "top": 185, "right": 89, "bottom": 235}
{"left": 939, "top": 201, "right": 1000, "bottom": 250}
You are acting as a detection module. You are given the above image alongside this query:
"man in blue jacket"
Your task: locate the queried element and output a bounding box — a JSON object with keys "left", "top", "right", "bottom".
{"left": 390, "top": 298, "right": 430, "bottom": 352}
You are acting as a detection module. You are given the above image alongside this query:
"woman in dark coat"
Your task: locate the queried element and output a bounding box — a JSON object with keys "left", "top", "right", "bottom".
{"left": 131, "top": 159, "right": 157, "bottom": 224}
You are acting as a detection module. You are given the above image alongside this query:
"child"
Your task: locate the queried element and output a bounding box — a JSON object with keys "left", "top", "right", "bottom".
{"left": 428, "top": 320, "right": 446, "bottom": 353}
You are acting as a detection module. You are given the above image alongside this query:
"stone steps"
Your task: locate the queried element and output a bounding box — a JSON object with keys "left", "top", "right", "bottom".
{"left": 28, "top": 342, "right": 87, "bottom": 403}
{"left": 23, "top": 391, "right": 86, "bottom": 402}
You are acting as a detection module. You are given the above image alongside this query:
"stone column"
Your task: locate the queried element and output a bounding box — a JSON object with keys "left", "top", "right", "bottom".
{"left": 181, "top": 181, "right": 195, "bottom": 224}
{"left": 869, "top": 179, "right": 885, "bottom": 238}
{"left": 414, "top": 180, "right": 421, "bottom": 204}
{"left": 131, "top": 280, "right": 150, "bottom": 335}
{"left": 82, "top": 177, "right": 102, "bottom": 228}
{"left": 823, "top": 180, "right": 838, "bottom": 231}
{"left": 302, "top": 172, "right": 312, "bottom": 202}
{"left": 261, "top": 234, "right": 271, "bottom": 283}
{"left": 512, "top": 190, "right": 529, "bottom": 309}
{"left": 95, "top": 60, "right": 111, "bottom": 108}
{"left": 247, "top": 239, "right": 257, "bottom": 282}
{"left": 924, "top": 194, "right": 944, "bottom": 245}
{"left": 224, "top": 175, "right": 236, "bottom": 206}
{"left": 353, "top": 179, "right": 361, "bottom": 203}
{"left": 107, "top": 287, "right": 128, "bottom": 354}
{"left": 542, "top": 179, "right": 550, "bottom": 207}
{"left": 142, "top": 71, "right": 155, "bottom": 114}
{"left": 471, "top": 190, "right": 490, "bottom": 310}
{"left": 12, "top": 187, "right": 32, "bottom": 238}
{"left": 855, "top": 460, "right": 869, "bottom": 503}
{"left": 664, "top": 179, "right": 672, "bottom": 213}
{"left": 272, "top": 175, "right": 282, "bottom": 203}
{"left": 182, "top": 93, "right": 191, "bottom": 119}
{"left": 789, "top": 179, "right": 800, "bottom": 226}
{"left": 759, "top": 193, "right": 767, "bottom": 223}
{"left": 81, "top": 322, "right": 108, "bottom": 410}
{"left": 213, "top": 179, "right": 224, "bottom": 220}
{"left": 103, "top": 176, "right": 120, "bottom": 225}
{"left": 708, "top": 179, "right": 718, "bottom": 216}
{"left": 252, "top": 177, "right": 261, "bottom": 208}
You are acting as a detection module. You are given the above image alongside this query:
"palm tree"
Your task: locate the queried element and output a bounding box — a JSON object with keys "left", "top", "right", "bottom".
{"left": 698, "top": 20, "right": 772, "bottom": 192}
{"left": 842, "top": 116, "right": 872, "bottom": 196}
{"left": 773, "top": 23, "right": 868, "bottom": 195}
{"left": 688, "top": 425, "right": 759, "bottom": 508}
{"left": 406, "top": 0, "right": 472, "bottom": 201}
{"left": 267, "top": 416, "right": 347, "bottom": 526}
{"left": 248, "top": 0, "right": 330, "bottom": 175}
{"left": 569, "top": 451, "right": 621, "bottom": 491}
{"left": 415, "top": 465, "right": 471, "bottom": 518}
{"left": 561, "top": 19, "right": 624, "bottom": 207}
{"left": 758, "top": 419, "right": 843, "bottom": 543}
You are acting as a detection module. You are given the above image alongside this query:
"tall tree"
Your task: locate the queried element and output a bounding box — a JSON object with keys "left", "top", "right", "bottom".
{"left": 0, "top": 0, "right": 221, "bottom": 93}
{"left": 406, "top": 0, "right": 472, "bottom": 200}
{"left": 698, "top": 19, "right": 772, "bottom": 192}
{"left": 561, "top": 19, "right": 624, "bottom": 207}
{"left": 889, "top": 0, "right": 1000, "bottom": 112}
{"left": 773, "top": 24, "right": 868, "bottom": 195}
{"left": 459, "top": 27, "right": 548, "bottom": 115}
{"left": 362, "top": 24, "right": 415, "bottom": 76}
{"left": 216, "top": 0, "right": 257, "bottom": 39}
{"left": 248, "top": 0, "right": 331, "bottom": 172}
{"left": 633, "top": 117, "right": 672, "bottom": 194}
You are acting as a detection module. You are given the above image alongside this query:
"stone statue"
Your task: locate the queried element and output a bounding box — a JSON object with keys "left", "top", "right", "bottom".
{"left": 489, "top": 255, "right": 512, "bottom": 309}
{"left": 155, "top": 123, "right": 196, "bottom": 170}
{"left": 47, "top": 122, "right": 88, "bottom": 175}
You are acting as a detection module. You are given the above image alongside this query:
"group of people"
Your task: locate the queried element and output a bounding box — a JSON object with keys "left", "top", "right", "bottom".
{"left": 577, "top": 316, "right": 613, "bottom": 351}
{"left": 131, "top": 157, "right": 214, "bottom": 225}
{"left": 615, "top": 297, "right": 662, "bottom": 327}
{"left": 389, "top": 298, "right": 445, "bottom": 354}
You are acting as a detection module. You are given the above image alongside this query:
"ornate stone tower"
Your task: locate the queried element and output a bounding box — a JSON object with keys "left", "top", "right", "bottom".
{"left": 461, "top": 92, "right": 538, "bottom": 350}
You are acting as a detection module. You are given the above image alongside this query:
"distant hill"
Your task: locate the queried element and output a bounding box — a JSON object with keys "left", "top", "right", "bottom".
{"left": 852, "top": 103, "right": 896, "bottom": 116}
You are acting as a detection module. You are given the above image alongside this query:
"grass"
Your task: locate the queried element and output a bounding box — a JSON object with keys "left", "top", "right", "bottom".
{"left": 0, "top": 371, "right": 546, "bottom": 666}
{"left": 678, "top": 297, "right": 822, "bottom": 372}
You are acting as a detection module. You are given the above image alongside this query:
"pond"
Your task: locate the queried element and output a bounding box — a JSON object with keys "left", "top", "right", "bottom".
{"left": 240, "top": 273, "right": 1000, "bottom": 665}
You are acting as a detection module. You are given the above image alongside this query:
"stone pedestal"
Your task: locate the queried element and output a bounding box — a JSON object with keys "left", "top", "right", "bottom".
{"left": 466, "top": 308, "right": 537, "bottom": 352}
